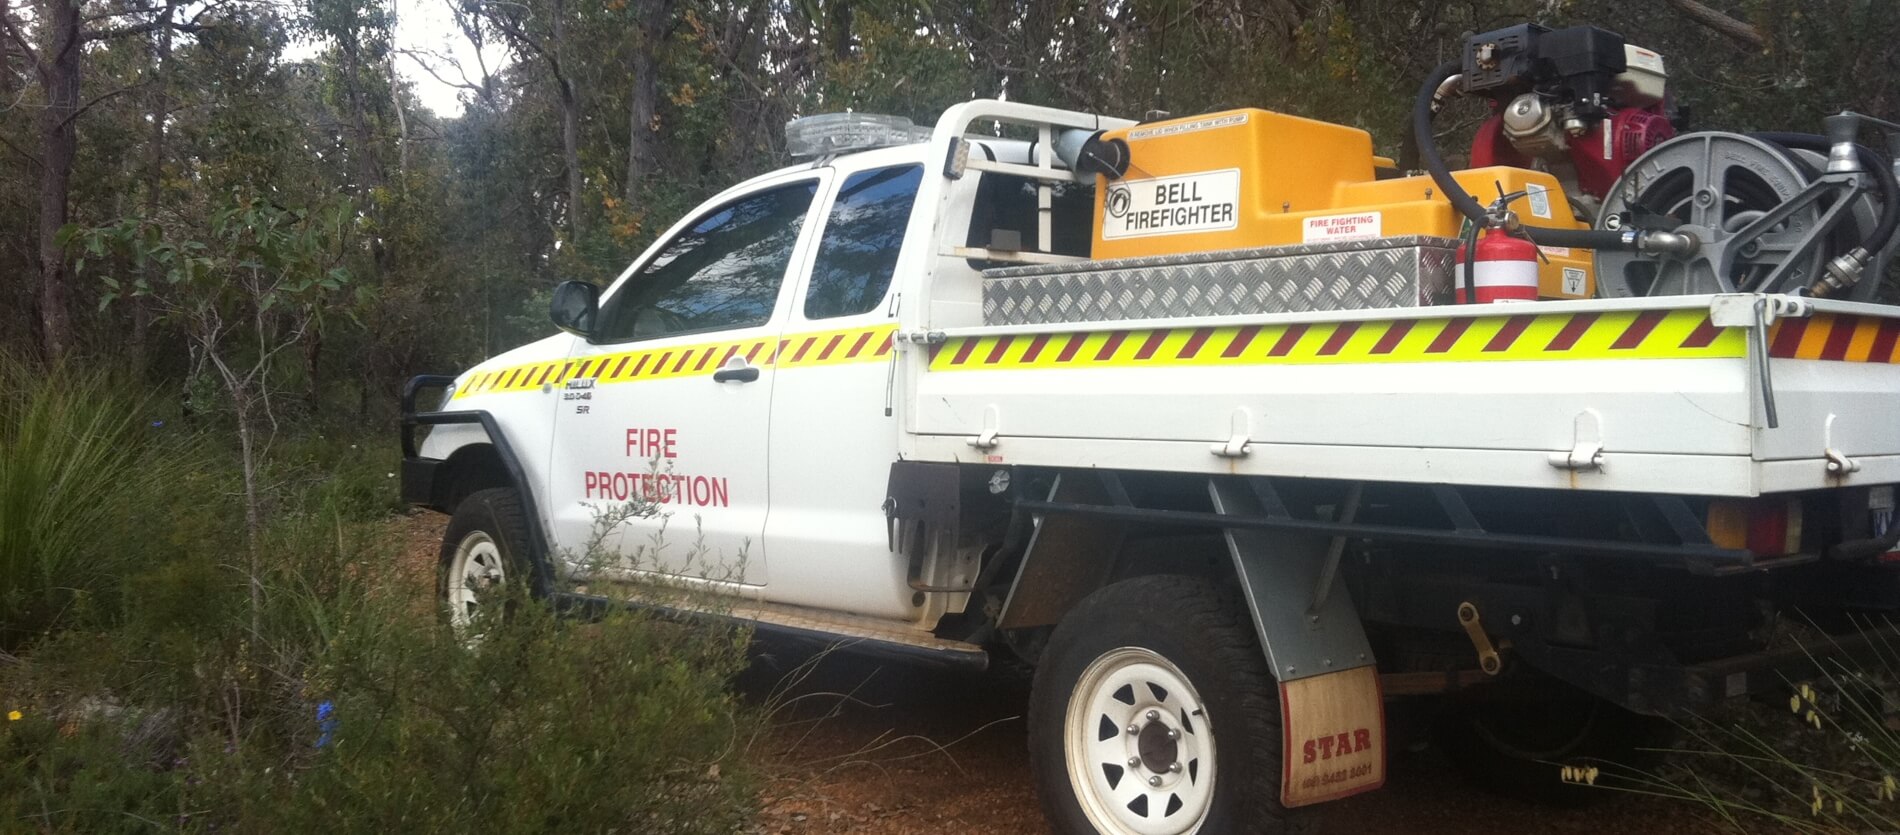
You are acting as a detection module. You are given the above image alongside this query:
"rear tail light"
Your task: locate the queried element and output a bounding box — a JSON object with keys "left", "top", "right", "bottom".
{"left": 1707, "top": 498, "right": 1803, "bottom": 555}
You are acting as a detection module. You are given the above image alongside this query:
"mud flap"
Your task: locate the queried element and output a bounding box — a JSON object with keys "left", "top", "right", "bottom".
{"left": 1207, "top": 477, "right": 1385, "bottom": 807}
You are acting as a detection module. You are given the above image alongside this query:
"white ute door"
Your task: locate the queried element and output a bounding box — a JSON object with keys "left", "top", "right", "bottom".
{"left": 764, "top": 163, "right": 923, "bottom": 619}
{"left": 545, "top": 173, "right": 826, "bottom": 586}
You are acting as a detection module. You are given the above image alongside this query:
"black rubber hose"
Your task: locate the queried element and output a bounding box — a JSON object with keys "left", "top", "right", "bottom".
{"left": 1516, "top": 225, "right": 1642, "bottom": 250}
{"left": 1414, "top": 59, "right": 1489, "bottom": 225}
{"left": 1750, "top": 131, "right": 1898, "bottom": 259}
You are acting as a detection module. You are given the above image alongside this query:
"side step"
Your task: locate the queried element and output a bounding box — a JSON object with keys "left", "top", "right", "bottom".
{"left": 551, "top": 591, "right": 990, "bottom": 672}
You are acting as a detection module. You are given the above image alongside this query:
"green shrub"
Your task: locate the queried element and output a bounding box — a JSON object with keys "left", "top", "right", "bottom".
{"left": 0, "top": 356, "right": 197, "bottom": 648}
{"left": 1, "top": 441, "right": 759, "bottom": 833}
{"left": 1587, "top": 623, "right": 1900, "bottom": 832}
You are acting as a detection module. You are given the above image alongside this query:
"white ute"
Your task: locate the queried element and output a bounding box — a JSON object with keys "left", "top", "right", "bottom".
{"left": 403, "top": 24, "right": 1900, "bottom": 834}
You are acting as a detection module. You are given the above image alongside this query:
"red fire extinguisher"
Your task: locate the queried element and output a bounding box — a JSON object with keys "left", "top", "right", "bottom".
{"left": 1455, "top": 228, "right": 1540, "bottom": 303}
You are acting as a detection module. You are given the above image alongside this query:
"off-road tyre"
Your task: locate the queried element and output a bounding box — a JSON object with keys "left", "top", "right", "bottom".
{"left": 1027, "top": 575, "right": 1317, "bottom": 835}
{"left": 438, "top": 487, "right": 547, "bottom": 629}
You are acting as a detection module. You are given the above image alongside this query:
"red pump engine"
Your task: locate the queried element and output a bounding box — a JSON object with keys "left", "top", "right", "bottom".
{"left": 1460, "top": 24, "right": 1676, "bottom": 209}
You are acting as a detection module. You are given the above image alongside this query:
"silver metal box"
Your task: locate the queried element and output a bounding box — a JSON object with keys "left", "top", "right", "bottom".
{"left": 981, "top": 235, "right": 1458, "bottom": 326}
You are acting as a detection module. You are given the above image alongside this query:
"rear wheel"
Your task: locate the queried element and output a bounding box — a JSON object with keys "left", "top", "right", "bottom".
{"left": 1028, "top": 576, "right": 1314, "bottom": 835}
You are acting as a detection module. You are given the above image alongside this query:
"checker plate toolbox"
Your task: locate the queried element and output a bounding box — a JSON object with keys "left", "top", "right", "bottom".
{"left": 981, "top": 236, "right": 1458, "bottom": 326}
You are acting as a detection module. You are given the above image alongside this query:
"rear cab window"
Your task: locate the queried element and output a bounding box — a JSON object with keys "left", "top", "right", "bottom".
{"left": 964, "top": 172, "right": 1095, "bottom": 262}
{"left": 803, "top": 165, "right": 924, "bottom": 320}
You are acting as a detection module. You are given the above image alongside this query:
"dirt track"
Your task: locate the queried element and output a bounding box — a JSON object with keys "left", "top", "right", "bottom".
{"left": 400, "top": 512, "right": 1710, "bottom": 833}
{"left": 741, "top": 648, "right": 1708, "bottom": 834}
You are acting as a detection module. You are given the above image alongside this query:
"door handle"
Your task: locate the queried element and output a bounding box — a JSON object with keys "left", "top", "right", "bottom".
{"left": 712, "top": 360, "right": 760, "bottom": 383}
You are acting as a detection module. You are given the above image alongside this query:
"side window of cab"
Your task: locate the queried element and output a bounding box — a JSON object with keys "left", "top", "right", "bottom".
{"left": 595, "top": 180, "right": 819, "bottom": 342}
{"left": 803, "top": 165, "right": 923, "bottom": 320}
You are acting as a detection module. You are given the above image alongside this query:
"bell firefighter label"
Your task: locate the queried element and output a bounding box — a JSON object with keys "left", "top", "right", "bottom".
{"left": 1101, "top": 169, "right": 1240, "bottom": 240}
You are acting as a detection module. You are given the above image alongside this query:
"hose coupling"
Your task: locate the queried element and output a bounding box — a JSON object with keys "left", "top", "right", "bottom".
{"left": 1813, "top": 246, "right": 1872, "bottom": 297}
{"left": 1636, "top": 229, "right": 1699, "bottom": 256}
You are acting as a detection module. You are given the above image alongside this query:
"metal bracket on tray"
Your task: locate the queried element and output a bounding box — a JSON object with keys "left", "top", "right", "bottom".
{"left": 1710, "top": 294, "right": 1816, "bottom": 430}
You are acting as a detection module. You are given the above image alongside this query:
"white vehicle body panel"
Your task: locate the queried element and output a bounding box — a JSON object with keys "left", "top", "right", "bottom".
{"left": 543, "top": 166, "right": 837, "bottom": 587}
{"left": 764, "top": 149, "right": 926, "bottom": 621}
{"left": 418, "top": 98, "right": 1900, "bottom": 628}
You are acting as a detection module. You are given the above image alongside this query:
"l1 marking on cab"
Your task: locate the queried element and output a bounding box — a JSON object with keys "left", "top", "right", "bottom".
{"left": 1101, "top": 169, "right": 1241, "bottom": 240}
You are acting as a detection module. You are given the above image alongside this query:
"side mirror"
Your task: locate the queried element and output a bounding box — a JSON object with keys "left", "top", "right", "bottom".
{"left": 549, "top": 280, "right": 600, "bottom": 338}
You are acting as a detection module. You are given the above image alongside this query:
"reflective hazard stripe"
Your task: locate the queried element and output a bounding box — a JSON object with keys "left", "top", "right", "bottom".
{"left": 452, "top": 310, "right": 1900, "bottom": 400}
{"left": 453, "top": 324, "right": 896, "bottom": 399}
{"left": 928, "top": 309, "right": 1747, "bottom": 371}
{"left": 1769, "top": 313, "right": 1900, "bottom": 363}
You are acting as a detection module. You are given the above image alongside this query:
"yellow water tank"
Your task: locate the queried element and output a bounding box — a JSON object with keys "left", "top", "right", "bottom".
{"left": 1091, "top": 108, "right": 1595, "bottom": 299}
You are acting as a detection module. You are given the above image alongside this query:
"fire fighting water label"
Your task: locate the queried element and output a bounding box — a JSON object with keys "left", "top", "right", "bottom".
{"left": 1301, "top": 211, "right": 1383, "bottom": 244}
{"left": 1101, "top": 169, "right": 1241, "bottom": 240}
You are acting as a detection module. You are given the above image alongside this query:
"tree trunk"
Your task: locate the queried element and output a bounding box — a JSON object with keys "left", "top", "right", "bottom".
{"left": 387, "top": 0, "right": 407, "bottom": 186}
{"left": 826, "top": 0, "right": 852, "bottom": 63}
{"left": 561, "top": 79, "right": 583, "bottom": 238}
{"left": 0, "top": 0, "right": 14, "bottom": 101}
{"left": 233, "top": 389, "right": 262, "bottom": 638}
{"left": 624, "top": 3, "right": 665, "bottom": 205}
{"left": 35, "top": 0, "right": 80, "bottom": 361}
{"left": 133, "top": 8, "right": 173, "bottom": 370}
{"left": 553, "top": 0, "right": 583, "bottom": 239}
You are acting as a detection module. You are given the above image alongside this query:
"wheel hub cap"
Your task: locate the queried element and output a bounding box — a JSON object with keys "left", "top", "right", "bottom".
{"left": 447, "top": 531, "right": 505, "bottom": 630}
{"left": 1065, "top": 647, "right": 1216, "bottom": 835}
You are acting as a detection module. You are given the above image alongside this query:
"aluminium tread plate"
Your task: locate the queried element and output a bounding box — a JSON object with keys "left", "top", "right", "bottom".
{"left": 981, "top": 235, "right": 1458, "bottom": 326}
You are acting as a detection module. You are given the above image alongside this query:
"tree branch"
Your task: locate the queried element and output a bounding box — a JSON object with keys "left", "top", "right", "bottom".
{"left": 56, "top": 83, "right": 146, "bottom": 130}
{"left": 1664, "top": 0, "right": 1765, "bottom": 49}
{"left": 0, "top": 11, "right": 36, "bottom": 64}
{"left": 85, "top": 1, "right": 220, "bottom": 44}
{"left": 85, "top": 17, "right": 206, "bottom": 42}
{"left": 0, "top": 131, "right": 42, "bottom": 168}
{"left": 397, "top": 47, "right": 490, "bottom": 97}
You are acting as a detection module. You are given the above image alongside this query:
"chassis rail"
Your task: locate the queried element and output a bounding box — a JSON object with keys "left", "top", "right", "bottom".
{"left": 1016, "top": 471, "right": 1766, "bottom": 576}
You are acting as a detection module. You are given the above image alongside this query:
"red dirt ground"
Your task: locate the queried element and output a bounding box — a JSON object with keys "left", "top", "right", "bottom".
{"left": 399, "top": 511, "right": 1714, "bottom": 833}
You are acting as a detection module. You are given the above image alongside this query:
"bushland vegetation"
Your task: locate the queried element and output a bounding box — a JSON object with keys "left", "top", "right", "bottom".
{"left": 3, "top": 0, "right": 1898, "bottom": 830}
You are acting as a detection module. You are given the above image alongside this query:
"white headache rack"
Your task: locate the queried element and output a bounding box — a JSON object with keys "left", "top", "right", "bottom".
{"left": 929, "top": 100, "right": 1135, "bottom": 264}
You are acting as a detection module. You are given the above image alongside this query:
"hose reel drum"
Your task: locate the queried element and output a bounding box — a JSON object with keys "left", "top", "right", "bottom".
{"left": 1594, "top": 131, "right": 1892, "bottom": 301}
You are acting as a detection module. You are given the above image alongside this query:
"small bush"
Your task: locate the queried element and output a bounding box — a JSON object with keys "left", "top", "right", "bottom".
{"left": 0, "top": 356, "right": 198, "bottom": 649}
{"left": 1, "top": 425, "right": 759, "bottom": 833}
{"left": 1591, "top": 623, "right": 1900, "bottom": 832}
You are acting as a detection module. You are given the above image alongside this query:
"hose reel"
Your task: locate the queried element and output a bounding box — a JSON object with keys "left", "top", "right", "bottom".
{"left": 1594, "top": 132, "right": 1890, "bottom": 300}
{"left": 1411, "top": 26, "right": 1900, "bottom": 303}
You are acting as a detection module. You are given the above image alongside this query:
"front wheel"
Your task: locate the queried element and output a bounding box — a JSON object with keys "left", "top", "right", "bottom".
{"left": 1027, "top": 576, "right": 1315, "bottom": 835}
{"left": 438, "top": 487, "right": 544, "bottom": 633}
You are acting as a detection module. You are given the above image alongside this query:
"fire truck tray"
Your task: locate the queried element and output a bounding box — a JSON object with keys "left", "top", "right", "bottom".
{"left": 981, "top": 235, "right": 1458, "bottom": 326}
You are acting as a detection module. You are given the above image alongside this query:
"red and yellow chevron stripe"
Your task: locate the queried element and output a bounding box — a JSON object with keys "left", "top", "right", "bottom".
{"left": 453, "top": 323, "right": 895, "bottom": 398}
{"left": 928, "top": 309, "right": 1750, "bottom": 371}
{"left": 454, "top": 309, "right": 1900, "bottom": 398}
{"left": 1768, "top": 313, "right": 1900, "bottom": 364}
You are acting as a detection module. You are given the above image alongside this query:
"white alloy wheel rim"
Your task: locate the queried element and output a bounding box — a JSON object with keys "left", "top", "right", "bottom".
{"left": 446, "top": 530, "right": 506, "bottom": 630}
{"left": 1065, "top": 647, "right": 1216, "bottom": 835}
